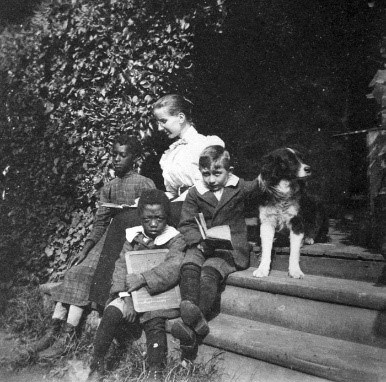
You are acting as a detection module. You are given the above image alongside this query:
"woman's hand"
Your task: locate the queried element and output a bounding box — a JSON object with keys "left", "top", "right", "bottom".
{"left": 69, "top": 240, "right": 95, "bottom": 267}
{"left": 122, "top": 297, "right": 136, "bottom": 323}
{"left": 126, "top": 274, "right": 146, "bottom": 292}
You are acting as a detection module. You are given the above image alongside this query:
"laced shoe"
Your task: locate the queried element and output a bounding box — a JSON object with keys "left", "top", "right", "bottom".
{"left": 105, "top": 339, "right": 127, "bottom": 371}
{"left": 86, "top": 358, "right": 105, "bottom": 382}
{"left": 38, "top": 323, "right": 78, "bottom": 359}
{"left": 180, "top": 300, "right": 209, "bottom": 337}
{"left": 29, "top": 318, "right": 64, "bottom": 353}
{"left": 144, "top": 368, "right": 163, "bottom": 382}
{"left": 171, "top": 318, "right": 199, "bottom": 361}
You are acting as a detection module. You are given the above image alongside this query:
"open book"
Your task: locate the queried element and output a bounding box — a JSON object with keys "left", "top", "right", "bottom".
{"left": 195, "top": 212, "right": 233, "bottom": 250}
{"left": 99, "top": 201, "right": 136, "bottom": 209}
{"left": 125, "top": 249, "right": 181, "bottom": 313}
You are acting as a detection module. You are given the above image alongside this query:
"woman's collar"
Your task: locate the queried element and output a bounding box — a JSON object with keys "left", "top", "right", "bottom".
{"left": 179, "top": 125, "right": 198, "bottom": 142}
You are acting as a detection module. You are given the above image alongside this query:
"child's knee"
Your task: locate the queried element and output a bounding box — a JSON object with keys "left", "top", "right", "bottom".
{"left": 105, "top": 300, "right": 125, "bottom": 316}
{"left": 181, "top": 262, "right": 201, "bottom": 276}
{"left": 201, "top": 266, "right": 222, "bottom": 285}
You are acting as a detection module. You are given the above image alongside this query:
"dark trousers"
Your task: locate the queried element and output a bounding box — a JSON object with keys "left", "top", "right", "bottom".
{"left": 93, "top": 305, "right": 167, "bottom": 370}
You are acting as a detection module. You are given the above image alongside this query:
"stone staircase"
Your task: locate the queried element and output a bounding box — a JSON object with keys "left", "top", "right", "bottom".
{"left": 190, "top": 220, "right": 386, "bottom": 382}
{"left": 40, "top": 220, "right": 386, "bottom": 381}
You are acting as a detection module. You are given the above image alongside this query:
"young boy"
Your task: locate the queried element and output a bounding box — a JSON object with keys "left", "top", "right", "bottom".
{"left": 31, "top": 134, "right": 156, "bottom": 358}
{"left": 87, "top": 189, "right": 186, "bottom": 382}
{"left": 172, "top": 145, "right": 258, "bottom": 359}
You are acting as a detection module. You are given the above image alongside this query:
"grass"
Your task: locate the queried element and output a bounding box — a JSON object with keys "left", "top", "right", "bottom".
{"left": 0, "top": 286, "right": 221, "bottom": 381}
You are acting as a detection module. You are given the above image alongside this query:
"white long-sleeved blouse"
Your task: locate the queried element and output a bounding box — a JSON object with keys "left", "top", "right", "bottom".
{"left": 159, "top": 126, "right": 224, "bottom": 199}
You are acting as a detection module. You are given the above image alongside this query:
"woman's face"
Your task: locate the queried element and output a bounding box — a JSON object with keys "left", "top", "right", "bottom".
{"left": 154, "top": 107, "right": 185, "bottom": 139}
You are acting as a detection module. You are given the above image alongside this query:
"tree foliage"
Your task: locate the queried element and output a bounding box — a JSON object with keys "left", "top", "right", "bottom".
{"left": 0, "top": 0, "right": 225, "bottom": 281}
{"left": 1, "top": 0, "right": 385, "bottom": 282}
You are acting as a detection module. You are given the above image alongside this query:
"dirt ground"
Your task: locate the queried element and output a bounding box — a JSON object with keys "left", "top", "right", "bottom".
{"left": 0, "top": 330, "right": 89, "bottom": 382}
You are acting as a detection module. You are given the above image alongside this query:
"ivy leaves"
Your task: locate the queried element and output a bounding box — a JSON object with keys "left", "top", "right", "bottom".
{"left": 0, "top": 0, "right": 224, "bottom": 282}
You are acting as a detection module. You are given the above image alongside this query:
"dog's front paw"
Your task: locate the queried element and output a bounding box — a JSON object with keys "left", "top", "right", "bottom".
{"left": 253, "top": 266, "right": 270, "bottom": 278}
{"left": 288, "top": 267, "right": 304, "bottom": 279}
{"left": 303, "top": 237, "right": 314, "bottom": 245}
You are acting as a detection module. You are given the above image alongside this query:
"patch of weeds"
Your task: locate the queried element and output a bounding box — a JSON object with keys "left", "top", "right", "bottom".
{"left": 0, "top": 286, "right": 52, "bottom": 339}
{"left": 1, "top": 288, "right": 221, "bottom": 381}
{"left": 0, "top": 286, "right": 50, "bottom": 369}
{"left": 96, "top": 342, "right": 220, "bottom": 382}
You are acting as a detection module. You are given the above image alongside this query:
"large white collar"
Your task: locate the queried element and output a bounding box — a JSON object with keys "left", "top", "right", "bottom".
{"left": 125, "top": 225, "right": 180, "bottom": 246}
{"left": 179, "top": 125, "right": 199, "bottom": 142}
{"left": 195, "top": 173, "right": 240, "bottom": 195}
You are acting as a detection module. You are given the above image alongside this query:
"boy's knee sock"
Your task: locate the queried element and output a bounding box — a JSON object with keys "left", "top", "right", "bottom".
{"left": 143, "top": 317, "right": 167, "bottom": 370}
{"left": 93, "top": 306, "right": 123, "bottom": 360}
{"left": 180, "top": 263, "right": 201, "bottom": 306}
{"left": 199, "top": 266, "right": 222, "bottom": 318}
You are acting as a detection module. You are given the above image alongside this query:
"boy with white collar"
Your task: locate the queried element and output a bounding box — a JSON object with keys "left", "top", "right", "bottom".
{"left": 87, "top": 190, "right": 186, "bottom": 382}
{"left": 172, "top": 145, "right": 259, "bottom": 361}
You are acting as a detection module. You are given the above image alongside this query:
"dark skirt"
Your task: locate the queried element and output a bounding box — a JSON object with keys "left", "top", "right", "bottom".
{"left": 89, "top": 202, "right": 183, "bottom": 307}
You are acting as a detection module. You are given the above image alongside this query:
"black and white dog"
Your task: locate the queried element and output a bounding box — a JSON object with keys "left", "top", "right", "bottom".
{"left": 253, "top": 148, "right": 328, "bottom": 279}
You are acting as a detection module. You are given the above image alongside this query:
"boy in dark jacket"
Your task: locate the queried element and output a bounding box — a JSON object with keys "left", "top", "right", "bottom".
{"left": 87, "top": 189, "right": 186, "bottom": 382}
{"left": 172, "top": 145, "right": 258, "bottom": 360}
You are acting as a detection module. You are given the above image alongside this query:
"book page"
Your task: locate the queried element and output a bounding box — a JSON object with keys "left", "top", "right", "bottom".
{"left": 100, "top": 202, "right": 134, "bottom": 209}
{"left": 125, "top": 249, "right": 181, "bottom": 313}
{"left": 195, "top": 216, "right": 207, "bottom": 240}
{"left": 206, "top": 225, "right": 232, "bottom": 241}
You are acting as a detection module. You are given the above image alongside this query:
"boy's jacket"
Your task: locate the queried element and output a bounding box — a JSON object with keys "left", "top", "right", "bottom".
{"left": 179, "top": 176, "right": 258, "bottom": 270}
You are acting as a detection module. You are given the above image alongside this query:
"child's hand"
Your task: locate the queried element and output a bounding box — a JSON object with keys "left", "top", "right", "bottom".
{"left": 69, "top": 240, "right": 94, "bottom": 267}
{"left": 126, "top": 274, "right": 146, "bottom": 292}
{"left": 122, "top": 297, "right": 136, "bottom": 323}
{"left": 197, "top": 241, "right": 211, "bottom": 253}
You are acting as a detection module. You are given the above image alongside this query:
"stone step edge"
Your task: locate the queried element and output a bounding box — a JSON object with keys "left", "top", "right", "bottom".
{"left": 199, "top": 313, "right": 386, "bottom": 382}
{"left": 249, "top": 243, "right": 385, "bottom": 262}
{"left": 226, "top": 269, "right": 386, "bottom": 311}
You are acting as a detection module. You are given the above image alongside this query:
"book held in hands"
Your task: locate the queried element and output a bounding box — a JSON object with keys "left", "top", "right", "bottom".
{"left": 124, "top": 249, "right": 181, "bottom": 312}
{"left": 99, "top": 200, "right": 137, "bottom": 209}
{"left": 195, "top": 212, "right": 233, "bottom": 250}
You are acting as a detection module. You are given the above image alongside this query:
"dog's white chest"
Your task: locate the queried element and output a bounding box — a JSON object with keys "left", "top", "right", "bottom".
{"left": 276, "top": 180, "right": 292, "bottom": 194}
{"left": 259, "top": 196, "right": 300, "bottom": 231}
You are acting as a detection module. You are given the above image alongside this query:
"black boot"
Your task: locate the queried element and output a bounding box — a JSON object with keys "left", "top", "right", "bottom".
{"left": 38, "top": 322, "right": 78, "bottom": 359}
{"left": 145, "top": 367, "right": 163, "bottom": 382}
{"left": 29, "top": 318, "right": 64, "bottom": 353}
{"left": 86, "top": 358, "right": 105, "bottom": 382}
{"left": 180, "top": 300, "right": 209, "bottom": 337}
{"left": 171, "top": 319, "right": 198, "bottom": 361}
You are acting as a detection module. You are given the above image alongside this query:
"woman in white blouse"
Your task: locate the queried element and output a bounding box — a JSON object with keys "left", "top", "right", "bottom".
{"left": 153, "top": 94, "right": 224, "bottom": 200}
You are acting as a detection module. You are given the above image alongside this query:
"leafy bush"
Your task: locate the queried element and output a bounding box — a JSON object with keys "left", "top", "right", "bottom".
{"left": 0, "top": 0, "right": 225, "bottom": 282}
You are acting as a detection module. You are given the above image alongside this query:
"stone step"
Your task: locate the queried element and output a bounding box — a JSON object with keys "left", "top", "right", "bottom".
{"left": 221, "top": 285, "right": 386, "bottom": 348}
{"left": 202, "top": 313, "right": 386, "bottom": 382}
{"left": 248, "top": 219, "right": 386, "bottom": 283}
{"left": 175, "top": 342, "right": 331, "bottom": 382}
{"left": 227, "top": 269, "right": 386, "bottom": 311}
{"left": 223, "top": 269, "right": 386, "bottom": 347}
{"left": 249, "top": 249, "right": 385, "bottom": 283}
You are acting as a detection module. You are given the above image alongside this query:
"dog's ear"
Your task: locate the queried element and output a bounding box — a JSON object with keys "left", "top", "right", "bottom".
{"left": 260, "top": 154, "right": 283, "bottom": 185}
